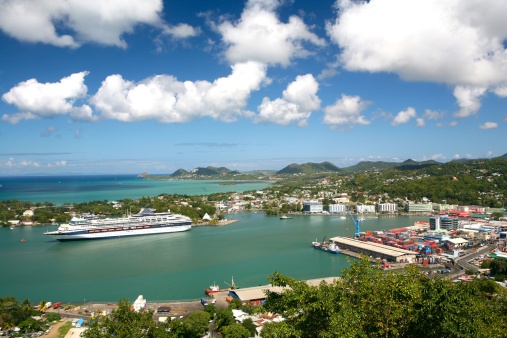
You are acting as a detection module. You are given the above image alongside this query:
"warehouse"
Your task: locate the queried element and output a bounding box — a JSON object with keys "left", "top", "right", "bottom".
{"left": 330, "top": 236, "right": 417, "bottom": 263}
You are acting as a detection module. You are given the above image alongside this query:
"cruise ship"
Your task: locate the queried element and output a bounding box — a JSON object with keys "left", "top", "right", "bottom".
{"left": 44, "top": 207, "right": 192, "bottom": 241}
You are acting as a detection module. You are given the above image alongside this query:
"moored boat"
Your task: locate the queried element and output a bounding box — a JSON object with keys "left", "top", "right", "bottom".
{"left": 44, "top": 207, "right": 192, "bottom": 241}
{"left": 205, "top": 283, "right": 221, "bottom": 295}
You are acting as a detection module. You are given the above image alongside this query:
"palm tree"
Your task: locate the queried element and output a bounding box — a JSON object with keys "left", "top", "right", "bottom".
{"left": 38, "top": 300, "right": 46, "bottom": 311}
{"left": 21, "top": 299, "right": 32, "bottom": 315}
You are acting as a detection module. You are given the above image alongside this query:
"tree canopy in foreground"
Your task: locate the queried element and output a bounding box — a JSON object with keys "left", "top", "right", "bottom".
{"left": 262, "top": 258, "right": 507, "bottom": 338}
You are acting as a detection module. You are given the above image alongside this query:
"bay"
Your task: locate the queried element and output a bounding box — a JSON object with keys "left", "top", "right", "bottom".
{"left": 0, "top": 213, "right": 426, "bottom": 304}
{"left": 0, "top": 175, "right": 272, "bottom": 204}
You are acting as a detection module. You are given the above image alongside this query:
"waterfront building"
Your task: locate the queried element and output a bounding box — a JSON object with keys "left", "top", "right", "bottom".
{"left": 132, "top": 295, "right": 146, "bottom": 312}
{"left": 457, "top": 205, "right": 487, "bottom": 214}
{"left": 356, "top": 204, "right": 376, "bottom": 213}
{"left": 303, "top": 201, "right": 323, "bottom": 213}
{"left": 378, "top": 203, "right": 398, "bottom": 214}
{"left": 430, "top": 216, "right": 460, "bottom": 231}
{"left": 432, "top": 203, "right": 458, "bottom": 212}
{"left": 405, "top": 203, "right": 433, "bottom": 213}
{"left": 328, "top": 204, "right": 347, "bottom": 214}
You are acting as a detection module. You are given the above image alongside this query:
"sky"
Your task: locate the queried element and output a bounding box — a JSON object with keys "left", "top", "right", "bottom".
{"left": 0, "top": 0, "right": 506, "bottom": 176}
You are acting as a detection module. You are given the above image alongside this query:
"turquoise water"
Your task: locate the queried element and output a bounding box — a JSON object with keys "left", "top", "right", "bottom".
{"left": 0, "top": 175, "right": 271, "bottom": 204}
{"left": 0, "top": 213, "right": 425, "bottom": 304}
{"left": 0, "top": 176, "right": 427, "bottom": 304}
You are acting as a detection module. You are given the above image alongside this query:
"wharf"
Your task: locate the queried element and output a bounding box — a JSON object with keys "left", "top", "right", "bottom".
{"left": 331, "top": 236, "right": 417, "bottom": 264}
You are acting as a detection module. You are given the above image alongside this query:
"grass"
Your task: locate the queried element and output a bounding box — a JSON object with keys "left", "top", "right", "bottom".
{"left": 57, "top": 321, "right": 73, "bottom": 338}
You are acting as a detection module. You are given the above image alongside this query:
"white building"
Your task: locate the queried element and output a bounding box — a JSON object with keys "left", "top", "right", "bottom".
{"left": 328, "top": 204, "right": 347, "bottom": 214}
{"left": 132, "top": 295, "right": 146, "bottom": 312}
{"left": 378, "top": 203, "right": 398, "bottom": 213}
{"left": 356, "top": 204, "right": 376, "bottom": 213}
{"left": 303, "top": 201, "right": 323, "bottom": 213}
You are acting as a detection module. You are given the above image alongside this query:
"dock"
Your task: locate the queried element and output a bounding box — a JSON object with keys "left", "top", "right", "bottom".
{"left": 330, "top": 236, "right": 417, "bottom": 263}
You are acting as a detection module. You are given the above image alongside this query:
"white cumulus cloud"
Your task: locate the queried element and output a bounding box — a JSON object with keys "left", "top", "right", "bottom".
{"left": 0, "top": 0, "right": 175, "bottom": 48}
{"left": 479, "top": 122, "right": 498, "bottom": 129}
{"left": 217, "top": 0, "right": 326, "bottom": 66}
{"left": 255, "top": 74, "right": 320, "bottom": 126}
{"left": 392, "top": 107, "right": 417, "bottom": 126}
{"left": 453, "top": 86, "right": 487, "bottom": 117}
{"left": 327, "top": 0, "right": 507, "bottom": 117}
{"left": 2, "top": 72, "right": 91, "bottom": 124}
{"left": 91, "top": 61, "right": 268, "bottom": 123}
{"left": 323, "top": 94, "right": 371, "bottom": 127}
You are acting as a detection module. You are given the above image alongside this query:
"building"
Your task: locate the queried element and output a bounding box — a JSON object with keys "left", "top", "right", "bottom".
{"left": 356, "top": 204, "right": 376, "bottom": 213}
{"left": 405, "top": 203, "right": 433, "bottom": 213}
{"left": 303, "top": 201, "right": 323, "bottom": 213}
{"left": 328, "top": 204, "right": 347, "bottom": 214}
{"left": 378, "top": 203, "right": 398, "bottom": 214}
{"left": 132, "top": 295, "right": 146, "bottom": 312}
{"left": 330, "top": 236, "right": 417, "bottom": 263}
{"left": 23, "top": 209, "right": 34, "bottom": 217}
{"left": 430, "top": 216, "right": 460, "bottom": 231}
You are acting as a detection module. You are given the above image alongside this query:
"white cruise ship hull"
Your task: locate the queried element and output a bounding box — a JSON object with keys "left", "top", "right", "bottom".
{"left": 46, "top": 224, "right": 191, "bottom": 241}
{"left": 44, "top": 207, "right": 192, "bottom": 241}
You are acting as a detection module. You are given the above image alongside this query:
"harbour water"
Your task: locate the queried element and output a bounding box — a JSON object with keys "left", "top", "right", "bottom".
{"left": 1, "top": 175, "right": 427, "bottom": 304}
{"left": 1, "top": 213, "right": 426, "bottom": 304}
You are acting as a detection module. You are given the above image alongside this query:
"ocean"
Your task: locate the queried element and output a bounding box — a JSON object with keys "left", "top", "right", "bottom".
{"left": 0, "top": 175, "right": 272, "bottom": 204}
{"left": 0, "top": 176, "right": 428, "bottom": 304}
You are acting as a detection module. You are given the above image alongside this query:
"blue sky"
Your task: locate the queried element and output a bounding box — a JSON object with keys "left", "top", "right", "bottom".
{"left": 1, "top": 0, "right": 506, "bottom": 175}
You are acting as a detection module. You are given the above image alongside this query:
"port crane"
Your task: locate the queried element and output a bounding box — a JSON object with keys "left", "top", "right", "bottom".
{"left": 347, "top": 208, "right": 361, "bottom": 237}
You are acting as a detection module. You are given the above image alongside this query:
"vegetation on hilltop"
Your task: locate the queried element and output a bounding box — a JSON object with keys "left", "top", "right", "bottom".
{"left": 276, "top": 161, "right": 342, "bottom": 174}
{"left": 262, "top": 258, "right": 507, "bottom": 338}
{"left": 0, "top": 194, "right": 218, "bottom": 226}
{"left": 0, "top": 297, "right": 59, "bottom": 334}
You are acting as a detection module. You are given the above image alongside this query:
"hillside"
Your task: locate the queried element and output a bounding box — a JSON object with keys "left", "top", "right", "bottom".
{"left": 276, "top": 161, "right": 342, "bottom": 174}
{"left": 170, "top": 166, "right": 240, "bottom": 177}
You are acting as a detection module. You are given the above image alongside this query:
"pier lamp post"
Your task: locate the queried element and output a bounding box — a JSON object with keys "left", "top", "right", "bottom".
{"left": 83, "top": 299, "right": 86, "bottom": 308}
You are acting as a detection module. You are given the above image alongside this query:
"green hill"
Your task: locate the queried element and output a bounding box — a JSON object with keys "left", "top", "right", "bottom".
{"left": 277, "top": 161, "right": 341, "bottom": 174}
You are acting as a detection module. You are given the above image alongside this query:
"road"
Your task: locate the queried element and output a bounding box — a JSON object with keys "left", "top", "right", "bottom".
{"left": 452, "top": 243, "right": 497, "bottom": 276}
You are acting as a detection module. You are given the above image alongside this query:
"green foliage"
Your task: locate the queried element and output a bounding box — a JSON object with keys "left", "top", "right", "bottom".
{"left": 184, "top": 310, "right": 211, "bottom": 337}
{"left": 83, "top": 299, "right": 167, "bottom": 338}
{"left": 222, "top": 323, "right": 251, "bottom": 338}
{"left": 0, "top": 297, "right": 29, "bottom": 330}
{"left": 215, "top": 308, "right": 235, "bottom": 332}
{"left": 262, "top": 258, "right": 507, "bottom": 338}
{"left": 46, "top": 312, "right": 61, "bottom": 322}
{"left": 490, "top": 258, "right": 507, "bottom": 278}
{"left": 241, "top": 317, "right": 257, "bottom": 336}
{"left": 18, "top": 317, "right": 44, "bottom": 333}
{"left": 228, "top": 298, "right": 243, "bottom": 310}
{"left": 203, "top": 304, "right": 216, "bottom": 317}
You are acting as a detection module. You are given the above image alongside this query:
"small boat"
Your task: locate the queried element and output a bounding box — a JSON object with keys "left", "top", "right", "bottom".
{"left": 327, "top": 242, "right": 341, "bottom": 254}
{"left": 205, "top": 282, "right": 221, "bottom": 295}
{"left": 280, "top": 215, "right": 293, "bottom": 219}
{"left": 20, "top": 238, "right": 26, "bottom": 243}
{"left": 340, "top": 216, "right": 346, "bottom": 220}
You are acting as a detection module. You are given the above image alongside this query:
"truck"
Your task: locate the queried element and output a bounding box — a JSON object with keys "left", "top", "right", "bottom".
{"left": 52, "top": 302, "right": 62, "bottom": 309}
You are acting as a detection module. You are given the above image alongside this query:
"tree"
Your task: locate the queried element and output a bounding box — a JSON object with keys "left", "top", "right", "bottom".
{"left": 215, "top": 308, "right": 235, "bottom": 333}
{"left": 83, "top": 299, "right": 167, "bottom": 338}
{"left": 262, "top": 257, "right": 507, "bottom": 338}
{"left": 21, "top": 299, "right": 32, "bottom": 316}
{"left": 185, "top": 310, "right": 210, "bottom": 337}
{"left": 490, "top": 258, "right": 507, "bottom": 278}
{"left": 490, "top": 212, "right": 504, "bottom": 220}
{"left": 222, "top": 324, "right": 251, "bottom": 338}
{"left": 241, "top": 317, "right": 257, "bottom": 337}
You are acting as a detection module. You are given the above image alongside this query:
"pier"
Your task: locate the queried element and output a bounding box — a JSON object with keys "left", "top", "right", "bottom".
{"left": 330, "top": 236, "right": 417, "bottom": 263}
